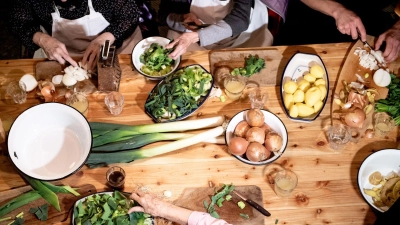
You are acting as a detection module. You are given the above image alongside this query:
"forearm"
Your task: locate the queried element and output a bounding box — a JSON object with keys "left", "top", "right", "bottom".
{"left": 300, "top": 0, "right": 348, "bottom": 19}
{"left": 157, "top": 203, "right": 192, "bottom": 225}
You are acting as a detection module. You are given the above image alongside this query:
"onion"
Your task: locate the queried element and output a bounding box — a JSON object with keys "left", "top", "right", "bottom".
{"left": 342, "top": 107, "right": 366, "bottom": 128}
{"left": 245, "top": 127, "right": 265, "bottom": 144}
{"left": 228, "top": 137, "right": 249, "bottom": 155}
{"left": 246, "top": 142, "right": 271, "bottom": 162}
{"left": 246, "top": 109, "right": 265, "bottom": 127}
{"left": 19, "top": 74, "right": 38, "bottom": 92}
{"left": 264, "top": 132, "right": 283, "bottom": 152}
{"left": 365, "top": 129, "right": 374, "bottom": 138}
{"left": 259, "top": 123, "right": 272, "bottom": 133}
{"left": 41, "top": 85, "right": 55, "bottom": 102}
{"left": 234, "top": 121, "right": 251, "bottom": 138}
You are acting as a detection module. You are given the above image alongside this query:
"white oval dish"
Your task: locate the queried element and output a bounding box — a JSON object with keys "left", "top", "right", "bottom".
{"left": 7, "top": 103, "right": 92, "bottom": 181}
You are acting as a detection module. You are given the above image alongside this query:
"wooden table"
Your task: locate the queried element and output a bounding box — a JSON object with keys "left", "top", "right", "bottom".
{"left": 0, "top": 43, "right": 398, "bottom": 225}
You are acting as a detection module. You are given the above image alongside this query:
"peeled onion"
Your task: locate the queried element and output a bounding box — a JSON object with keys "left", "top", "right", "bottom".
{"left": 246, "top": 109, "right": 265, "bottom": 127}
{"left": 19, "top": 74, "right": 38, "bottom": 92}
{"left": 342, "top": 107, "right": 366, "bottom": 128}
{"left": 234, "top": 121, "right": 251, "bottom": 138}
{"left": 264, "top": 132, "right": 283, "bottom": 152}
{"left": 373, "top": 68, "right": 391, "bottom": 87}
{"left": 246, "top": 142, "right": 271, "bottom": 162}
{"left": 245, "top": 127, "right": 266, "bottom": 144}
{"left": 228, "top": 137, "right": 249, "bottom": 155}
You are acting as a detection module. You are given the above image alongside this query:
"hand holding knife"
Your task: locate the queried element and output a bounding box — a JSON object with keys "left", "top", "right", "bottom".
{"left": 232, "top": 190, "right": 271, "bottom": 217}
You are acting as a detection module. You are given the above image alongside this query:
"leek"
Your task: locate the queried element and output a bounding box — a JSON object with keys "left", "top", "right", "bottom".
{"left": 91, "top": 115, "right": 225, "bottom": 147}
{"left": 0, "top": 191, "right": 41, "bottom": 218}
{"left": 86, "top": 126, "right": 225, "bottom": 168}
{"left": 21, "top": 175, "right": 60, "bottom": 211}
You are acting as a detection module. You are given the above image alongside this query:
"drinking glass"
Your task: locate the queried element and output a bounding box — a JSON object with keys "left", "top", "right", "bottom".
{"left": 106, "top": 166, "right": 126, "bottom": 189}
{"left": 6, "top": 81, "right": 27, "bottom": 104}
{"left": 223, "top": 74, "right": 248, "bottom": 100}
{"left": 374, "top": 112, "right": 395, "bottom": 137}
{"left": 248, "top": 87, "right": 268, "bottom": 109}
{"left": 104, "top": 91, "right": 124, "bottom": 115}
{"left": 328, "top": 123, "right": 351, "bottom": 151}
{"left": 66, "top": 93, "right": 89, "bottom": 117}
{"left": 274, "top": 169, "right": 298, "bottom": 197}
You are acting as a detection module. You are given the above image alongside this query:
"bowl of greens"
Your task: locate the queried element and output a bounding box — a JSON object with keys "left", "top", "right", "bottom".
{"left": 132, "top": 36, "right": 181, "bottom": 80}
{"left": 144, "top": 64, "right": 214, "bottom": 122}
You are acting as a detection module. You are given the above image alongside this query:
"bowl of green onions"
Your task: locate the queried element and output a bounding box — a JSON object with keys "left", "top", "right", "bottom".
{"left": 132, "top": 36, "right": 181, "bottom": 80}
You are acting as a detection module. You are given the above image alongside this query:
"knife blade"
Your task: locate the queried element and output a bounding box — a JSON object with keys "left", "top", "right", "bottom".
{"left": 181, "top": 22, "right": 212, "bottom": 29}
{"left": 356, "top": 28, "right": 373, "bottom": 50}
{"left": 232, "top": 190, "right": 271, "bottom": 217}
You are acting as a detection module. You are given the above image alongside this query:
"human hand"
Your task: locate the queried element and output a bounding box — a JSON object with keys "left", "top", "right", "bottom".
{"left": 128, "top": 190, "right": 169, "bottom": 217}
{"left": 333, "top": 7, "right": 366, "bottom": 41}
{"left": 82, "top": 32, "right": 115, "bottom": 71}
{"left": 33, "top": 32, "right": 77, "bottom": 67}
{"left": 375, "top": 22, "right": 400, "bottom": 63}
{"left": 166, "top": 32, "right": 200, "bottom": 59}
{"left": 183, "top": 12, "right": 203, "bottom": 30}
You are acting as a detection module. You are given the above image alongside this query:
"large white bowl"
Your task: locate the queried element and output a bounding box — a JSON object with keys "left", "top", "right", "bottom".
{"left": 7, "top": 103, "right": 92, "bottom": 181}
{"left": 131, "top": 36, "right": 181, "bottom": 80}
{"left": 224, "top": 109, "right": 288, "bottom": 165}
{"left": 357, "top": 149, "right": 400, "bottom": 212}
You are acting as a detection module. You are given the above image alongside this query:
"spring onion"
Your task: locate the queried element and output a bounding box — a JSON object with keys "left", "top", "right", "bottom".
{"left": 87, "top": 126, "right": 225, "bottom": 168}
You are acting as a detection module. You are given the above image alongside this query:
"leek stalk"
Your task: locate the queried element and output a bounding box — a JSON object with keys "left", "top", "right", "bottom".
{"left": 0, "top": 191, "right": 41, "bottom": 218}
{"left": 21, "top": 175, "right": 60, "bottom": 211}
{"left": 86, "top": 126, "right": 225, "bottom": 168}
{"left": 91, "top": 115, "right": 225, "bottom": 147}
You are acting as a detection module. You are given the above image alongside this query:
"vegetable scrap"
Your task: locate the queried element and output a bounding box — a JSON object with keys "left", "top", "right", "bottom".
{"left": 375, "top": 74, "right": 400, "bottom": 125}
{"left": 237, "top": 201, "right": 246, "bottom": 209}
{"left": 203, "top": 184, "right": 235, "bottom": 219}
{"left": 140, "top": 43, "right": 175, "bottom": 76}
{"left": 29, "top": 204, "right": 48, "bottom": 221}
{"left": 231, "top": 54, "right": 265, "bottom": 77}
{"left": 363, "top": 171, "right": 400, "bottom": 210}
{"left": 239, "top": 213, "right": 249, "bottom": 219}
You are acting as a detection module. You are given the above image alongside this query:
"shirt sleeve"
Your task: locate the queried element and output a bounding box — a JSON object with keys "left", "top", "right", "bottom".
{"left": 223, "top": 0, "right": 252, "bottom": 37}
{"left": 188, "top": 212, "right": 232, "bottom": 225}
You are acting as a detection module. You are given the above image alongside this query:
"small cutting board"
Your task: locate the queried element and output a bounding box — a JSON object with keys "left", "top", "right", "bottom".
{"left": 209, "top": 48, "right": 283, "bottom": 87}
{"left": 174, "top": 185, "right": 265, "bottom": 225}
{"left": 0, "top": 184, "right": 96, "bottom": 225}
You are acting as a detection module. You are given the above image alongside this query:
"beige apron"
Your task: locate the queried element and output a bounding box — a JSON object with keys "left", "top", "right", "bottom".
{"left": 167, "top": 0, "right": 272, "bottom": 51}
{"left": 34, "top": 0, "right": 141, "bottom": 58}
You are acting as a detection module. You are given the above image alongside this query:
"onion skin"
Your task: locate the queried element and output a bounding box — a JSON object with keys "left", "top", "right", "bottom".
{"left": 342, "top": 107, "right": 366, "bottom": 128}
{"left": 246, "top": 109, "right": 265, "bottom": 127}
{"left": 365, "top": 129, "right": 374, "bottom": 138}
{"left": 234, "top": 121, "right": 251, "bottom": 138}
{"left": 264, "top": 132, "right": 283, "bottom": 152}
{"left": 228, "top": 137, "right": 249, "bottom": 155}
{"left": 246, "top": 142, "right": 271, "bottom": 162}
{"left": 245, "top": 127, "right": 266, "bottom": 144}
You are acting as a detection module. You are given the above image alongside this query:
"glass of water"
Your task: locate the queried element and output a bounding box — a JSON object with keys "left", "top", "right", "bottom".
{"left": 104, "top": 91, "right": 124, "bottom": 115}
{"left": 248, "top": 87, "right": 268, "bottom": 109}
{"left": 328, "top": 123, "right": 351, "bottom": 151}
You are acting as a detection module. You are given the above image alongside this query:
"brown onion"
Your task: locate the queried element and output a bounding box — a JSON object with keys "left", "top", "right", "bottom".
{"left": 246, "top": 109, "right": 265, "bottom": 127}
{"left": 228, "top": 137, "right": 249, "bottom": 155}
{"left": 365, "top": 129, "right": 374, "bottom": 138}
{"left": 264, "top": 132, "right": 283, "bottom": 152}
{"left": 245, "top": 127, "right": 266, "bottom": 144}
{"left": 234, "top": 120, "right": 251, "bottom": 138}
{"left": 246, "top": 142, "right": 271, "bottom": 162}
{"left": 259, "top": 123, "right": 272, "bottom": 133}
{"left": 342, "top": 107, "right": 366, "bottom": 128}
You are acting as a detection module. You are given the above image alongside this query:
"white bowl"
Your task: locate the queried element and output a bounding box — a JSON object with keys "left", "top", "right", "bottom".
{"left": 7, "top": 103, "right": 92, "bottom": 181}
{"left": 224, "top": 109, "right": 288, "bottom": 165}
{"left": 280, "top": 52, "right": 329, "bottom": 123}
{"left": 357, "top": 149, "right": 400, "bottom": 212}
{"left": 131, "top": 36, "right": 181, "bottom": 80}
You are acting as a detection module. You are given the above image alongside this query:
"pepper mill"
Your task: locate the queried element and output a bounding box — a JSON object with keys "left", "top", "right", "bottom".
{"left": 97, "top": 40, "right": 122, "bottom": 92}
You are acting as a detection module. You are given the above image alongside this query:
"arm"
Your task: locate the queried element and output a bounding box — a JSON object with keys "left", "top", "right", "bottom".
{"left": 375, "top": 20, "right": 400, "bottom": 63}
{"left": 300, "top": 0, "right": 366, "bottom": 41}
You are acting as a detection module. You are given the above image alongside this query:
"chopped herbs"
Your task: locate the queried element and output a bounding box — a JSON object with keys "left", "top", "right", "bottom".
{"left": 29, "top": 204, "right": 48, "bottom": 221}
{"left": 10, "top": 217, "right": 24, "bottom": 225}
{"left": 231, "top": 54, "right": 266, "bottom": 77}
{"left": 140, "top": 43, "right": 175, "bottom": 76}
{"left": 203, "top": 184, "right": 235, "bottom": 219}
{"left": 375, "top": 74, "right": 400, "bottom": 125}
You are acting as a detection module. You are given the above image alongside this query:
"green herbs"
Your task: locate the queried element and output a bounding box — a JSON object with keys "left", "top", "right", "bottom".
{"left": 231, "top": 54, "right": 265, "bottom": 77}
{"left": 140, "top": 43, "right": 175, "bottom": 76}
{"left": 375, "top": 74, "right": 400, "bottom": 125}
{"left": 203, "top": 184, "right": 235, "bottom": 219}
{"left": 145, "top": 65, "right": 213, "bottom": 122}
{"left": 29, "top": 204, "right": 48, "bottom": 221}
{"left": 73, "top": 191, "right": 152, "bottom": 225}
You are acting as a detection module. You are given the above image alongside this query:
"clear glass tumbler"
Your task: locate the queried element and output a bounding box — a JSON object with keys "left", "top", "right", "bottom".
{"left": 328, "top": 123, "right": 351, "bottom": 151}
{"left": 66, "top": 93, "right": 89, "bottom": 117}
{"left": 374, "top": 112, "right": 395, "bottom": 137}
{"left": 223, "top": 74, "right": 248, "bottom": 100}
{"left": 104, "top": 91, "right": 124, "bottom": 115}
{"left": 248, "top": 87, "right": 268, "bottom": 109}
{"left": 6, "top": 81, "right": 27, "bottom": 104}
{"left": 274, "top": 169, "right": 298, "bottom": 197}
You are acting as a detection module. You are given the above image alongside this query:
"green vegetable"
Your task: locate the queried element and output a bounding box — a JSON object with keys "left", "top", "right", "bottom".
{"left": 41, "top": 182, "right": 80, "bottom": 196}
{"left": 238, "top": 201, "right": 246, "bottom": 209}
{"left": 225, "top": 195, "right": 232, "bottom": 201}
{"left": 0, "top": 191, "right": 41, "bottom": 218}
{"left": 145, "top": 65, "right": 213, "bottom": 122}
{"left": 220, "top": 96, "right": 226, "bottom": 102}
{"left": 204, "top": 184, "right": 235, "bottom": 219}
{"left": 231, "top": 54, "right": 265, "bottom": 77}
{"left": 9, "top": 217, "right": 24, "bottom": 225}
{"left": 240, "top": 213, "right": 249, "bottom": 219}
{"left": 275, "top": 219, "right": 279, "bottom": 224}
{"left": 140, "top": 43, "right": 175, "bottom": 76}
{"left": 21, "top": 174, "right": 60, "bottom": 211}
{"left": 0, "top": 217, "right": 12, "bottom": 222}
{"left": 375, "top": 74, "right": 400, "bottom": 124}
{"left": 29, "top": 204, "right": 48, "bottom": 221}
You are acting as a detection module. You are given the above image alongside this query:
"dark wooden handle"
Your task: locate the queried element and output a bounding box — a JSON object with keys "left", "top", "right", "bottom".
{"left": 246, "top": 199, "right": 271, "bottom": 217}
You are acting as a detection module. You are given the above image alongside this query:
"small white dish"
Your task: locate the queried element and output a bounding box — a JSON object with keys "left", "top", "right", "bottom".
{"left": 280, "top": 52, "right": 329, "bottom": 123}
{"left": 7, "top": 103, "right": 92, "bottom": 181}
{"left": 357, "top": 149, "right": 400, "bottom": 212}
{"left": 131, "top": 36, "right": 181, "bottom": 80}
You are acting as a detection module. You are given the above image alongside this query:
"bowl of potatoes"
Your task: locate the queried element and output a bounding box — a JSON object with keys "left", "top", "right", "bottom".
{"left": 280, "top": 52, "right": 329, "bottom": 123}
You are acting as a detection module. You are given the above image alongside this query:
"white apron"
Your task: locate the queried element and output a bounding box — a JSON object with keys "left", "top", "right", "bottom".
{"left": 34, "top": 0, "right": 141, "bottom": 58}
{"left": 168, "top": 0, "right": 272, "bottom": 51}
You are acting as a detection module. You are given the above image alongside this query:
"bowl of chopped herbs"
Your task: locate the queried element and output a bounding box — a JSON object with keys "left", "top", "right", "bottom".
{"left": 132, "top": 36, "right": 181, "bottom": 80}
{"left": 144, "top": 64, "right": 214, "bottom": 122}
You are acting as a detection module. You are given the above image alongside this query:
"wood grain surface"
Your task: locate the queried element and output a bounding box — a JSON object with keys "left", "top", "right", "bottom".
{"left": 0, "top": 42, "right": 399, "bottom": 225}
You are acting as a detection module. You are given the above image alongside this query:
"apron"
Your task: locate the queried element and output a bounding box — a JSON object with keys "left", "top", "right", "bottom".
{"left": 34, "top": 0, "right": 141, "bottom": 58}
{"left": 168, "top": 0, "right": 272, "bottom": 51}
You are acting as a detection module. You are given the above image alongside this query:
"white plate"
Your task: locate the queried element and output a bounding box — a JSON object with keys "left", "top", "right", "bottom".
{"left": 131, "top": 36, "right": 181, "bottom": 80}
{"left": 280, "top": 52, "right": 329, "bottom": 123}
{"left": 357, "top": 149, "right": 400, "bottom": 212}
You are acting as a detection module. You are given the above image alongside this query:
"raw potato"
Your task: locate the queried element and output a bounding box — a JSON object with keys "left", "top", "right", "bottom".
{"left": 303, "top": 73, "right": 316, "bottom": 83}
{"left": 305, "top": 87, "right": 321, "bottom": 107}
{"left": 284, "top": 93, "right": 294, "bottom": 109}
{"left": 293, "top": 90, "right": 305, "bottom": 103}
{"left": 296, "top": 103, "right": 315, "bottom": 117}
{"left": 313, "top": 100, "right": 323, "bottom": 113}
{"left": 317, "top": 84, "right": 327, "bottom": 101}
{"left": 297, "top": 80, "right": 311, "bottom": 92}
{"left": 314, "top": 78, "right": 326, "bottom": 87}
{"left": 289, "top": 104, "right": 299, "bottom": 117}
{"left": 283, "top": 80, "right": 298, "bottom": 94}
{"left": 310, "top": 64, "right": 325, "bottom": 78}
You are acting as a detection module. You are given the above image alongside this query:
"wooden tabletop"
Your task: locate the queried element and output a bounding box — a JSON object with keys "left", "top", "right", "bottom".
{"left": 1, "top": 43, "right": 398, "bottom": 225}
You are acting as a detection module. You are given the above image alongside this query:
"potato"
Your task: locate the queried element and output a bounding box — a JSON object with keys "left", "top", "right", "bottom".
{"left": 293, "top": 89, "right": 305, "bottom": 103}
{"left": 313, "top": 100, "right": 323, "bottom": 113}
{"left": 305, "top": 87, "right": 321, "bottom": 107}
{"left": 283, "top": 80, "right": 297, "bottom": 94}
{"left": 296, "top": 103, "right": 315, "bottom": 117}
{"left": 283, "top": 93, "right": 294, "bottom": 109}
{"left": 289, "top": 104, "right": 299, "bottom": 117}
{"left": 303, "top": 73, "right": 316, "bottom": 83}
{"left": 314, "top": 78, "right": 326, "bottom": 87}
{"left": 317, "top": 84, "right": 327, "bottom": 101}
{"left": 297, "top": 80, "right": 311, "bottom": 92}
{"left": 310, "top": 64, "right": 325, "bottom": 78}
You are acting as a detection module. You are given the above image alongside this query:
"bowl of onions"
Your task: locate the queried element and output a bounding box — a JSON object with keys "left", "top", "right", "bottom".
{"left": 225, "top": 109, "right": 288, "bottom": 165}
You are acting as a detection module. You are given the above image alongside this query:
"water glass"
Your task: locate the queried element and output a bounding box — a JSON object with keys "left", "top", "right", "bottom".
{"left": 106, "top": 166, "right": 126, "bottom": 189}
{"left": 105, "top": 91, "right": 124, "bottom": 115}
{"left": 66, "top": 93, "right": 89, "bottom": 117}
{"left": 328, "top": 123, "right": 351, "bottom": 151}
{"left": 374, "top": 112, "right": 395, "bottom": 137}
{"left": 223, "top": 74, "right": 248, "bottom": 100}
{"left": 6, "top": 81, "right": 27, "bottom": 104}
{"left": 274, "top": 169, "right": 298, "bottom": 197}
{"left": 248, "top": 87, "right": 268, "bottom": 109}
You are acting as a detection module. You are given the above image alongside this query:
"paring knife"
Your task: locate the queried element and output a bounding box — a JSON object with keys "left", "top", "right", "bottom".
{"left": 232, "top": 190, "right": 271, "bottom": 217}
{"left": 356, "top": 28, "right": 373, "bottom": 50}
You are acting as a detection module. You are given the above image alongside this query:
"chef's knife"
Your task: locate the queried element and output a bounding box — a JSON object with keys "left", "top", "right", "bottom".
{"left": 232, "top": 190, "right": 271, "bottom": 217}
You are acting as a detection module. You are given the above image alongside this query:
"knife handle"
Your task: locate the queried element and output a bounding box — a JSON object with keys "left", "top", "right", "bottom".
{"left": 245, "top": 199, "right": 271, "bottom": 217}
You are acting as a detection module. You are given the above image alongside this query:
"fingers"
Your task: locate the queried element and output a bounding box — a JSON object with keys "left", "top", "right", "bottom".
{"left": 375, "top": 34, "right": 386, "bottom": 51}
{"left": 128, "top": 206, "right": 144, "bottom": 214}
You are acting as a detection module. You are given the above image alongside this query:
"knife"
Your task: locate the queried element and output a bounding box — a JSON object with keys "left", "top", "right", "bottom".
{"left": 232, "top": 190, "right": 271, "bottom": 217}
{"left": 181, "top": 22, "right": 212, "bottom": 29}
{"left": 356, "top": 28, "right": 373, "bottom": 50}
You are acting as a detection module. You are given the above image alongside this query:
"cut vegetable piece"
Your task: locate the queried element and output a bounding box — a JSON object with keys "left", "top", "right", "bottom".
{"left": 373, "top": 68, "right": 391, "bottom": 87}
{"left": 19, "top": 74, "right": 38, "bottom": 92}
{"left": 21, "top": 175, "right": 60, "bottom": 211}
{"left": 0, "top": 191, "right": 41, "bottom": 218}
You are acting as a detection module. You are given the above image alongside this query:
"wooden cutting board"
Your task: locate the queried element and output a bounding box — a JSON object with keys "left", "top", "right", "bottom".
{"left": 174, "top": 185, "right": 265, "bottom": 224}
{"left": 209, "top": 48, "right": 284, "bottom": 87}
{"left": 0, "top": 184, "right": 96, "bottom": 225}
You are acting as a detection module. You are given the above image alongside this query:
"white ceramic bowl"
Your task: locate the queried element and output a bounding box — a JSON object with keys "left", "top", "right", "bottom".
{"left": 280, "top": 52, "right": 329, "bottom": 123}
{"left": 131, "top": 36, "right": 181, "bottom": 80}
{"left": 7, "top": 103, "right": 92, "bottom": 181}
{"left": 357, "top": 149, "right": 400, "bottom": 212}
{"left": 224, "top": 109, "right": 288, "bottom": 165}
